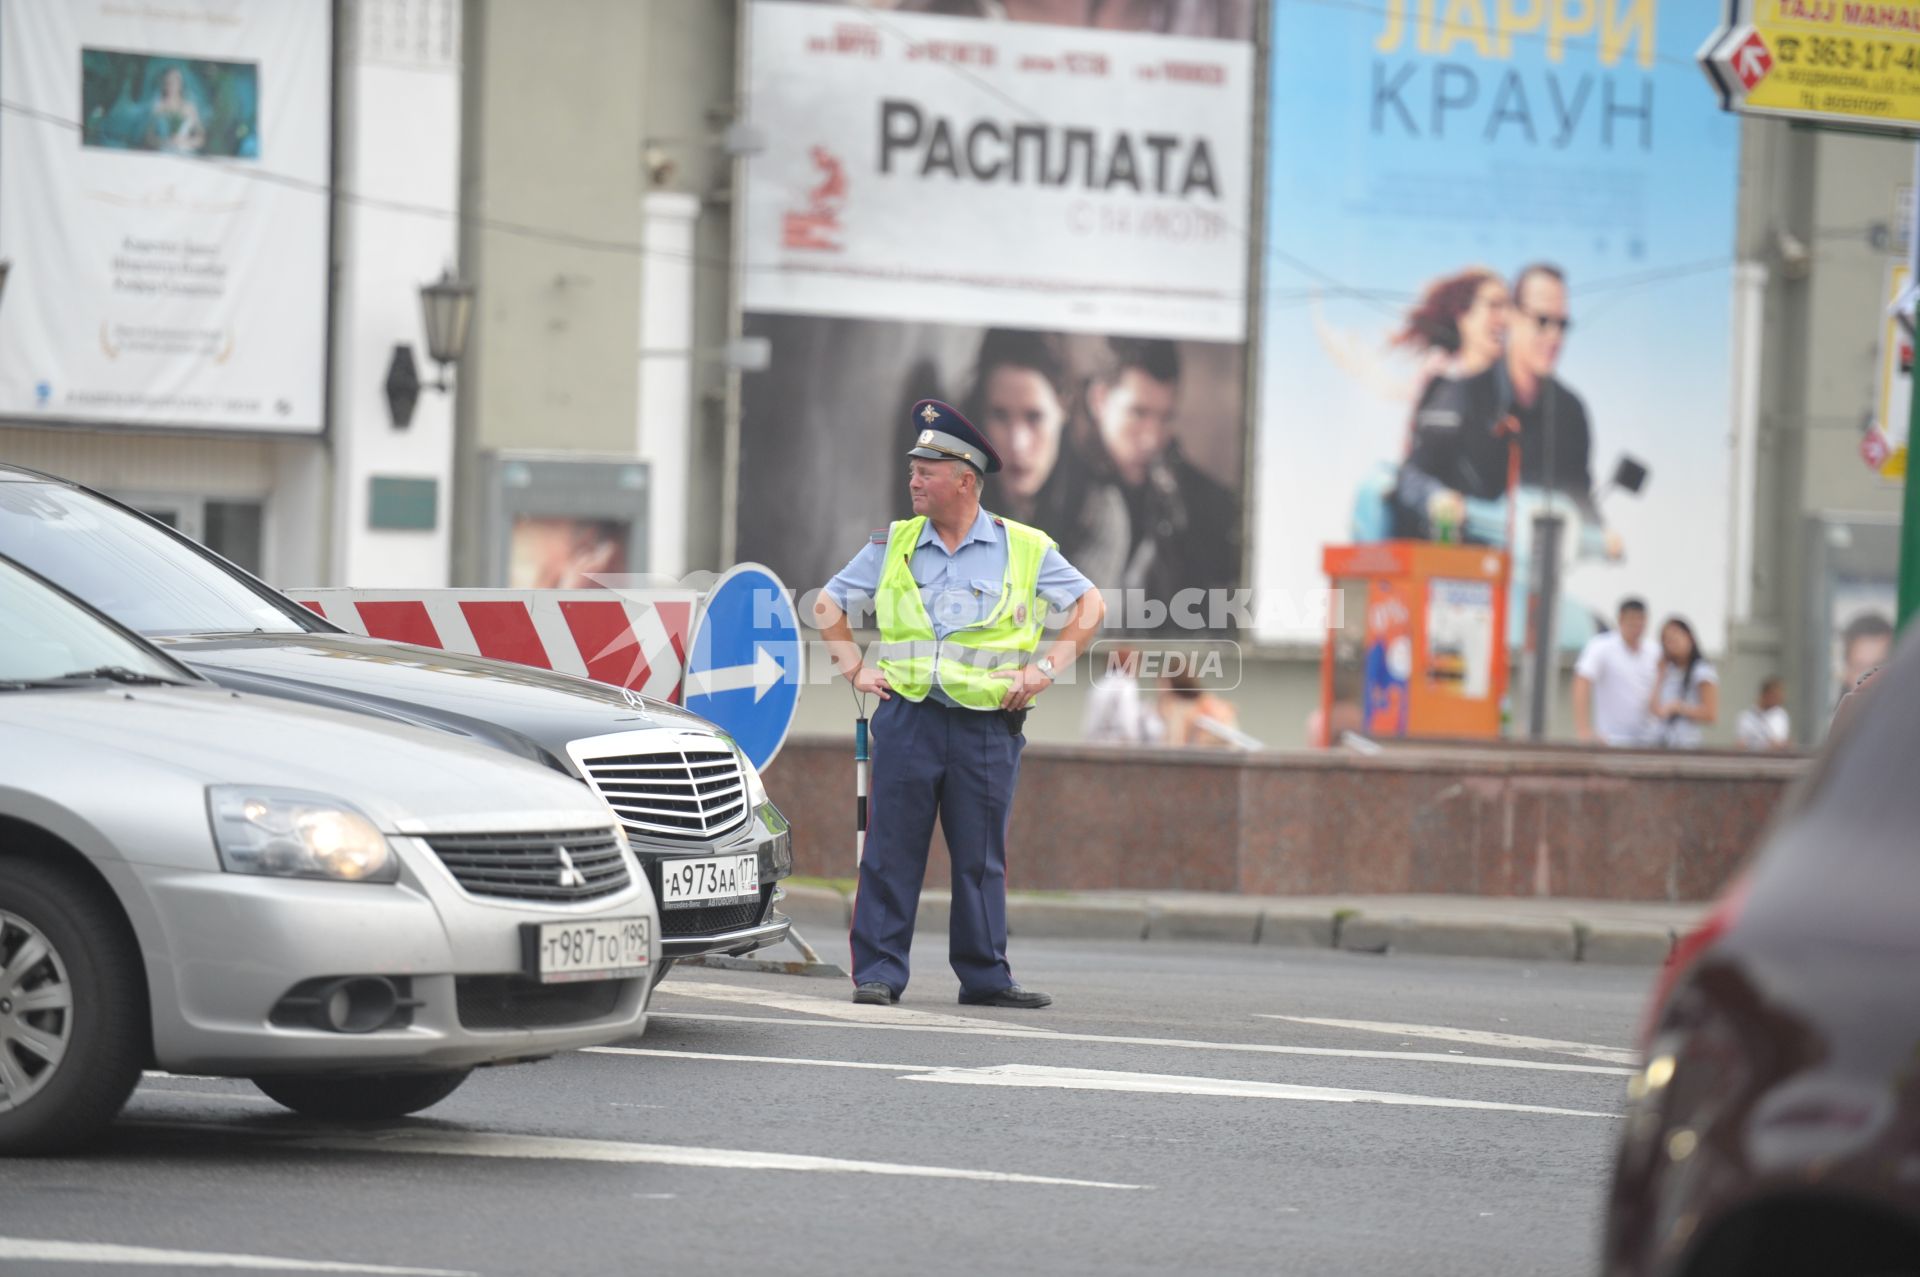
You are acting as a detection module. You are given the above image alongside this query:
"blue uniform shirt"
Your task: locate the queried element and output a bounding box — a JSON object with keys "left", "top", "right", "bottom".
{"left": 825, "top": 506, "right": 1094, "bottom": 639}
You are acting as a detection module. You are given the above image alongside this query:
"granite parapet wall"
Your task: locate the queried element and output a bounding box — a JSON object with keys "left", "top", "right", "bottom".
{"left": 764, "top": 737, "right": 1807, "bottom": 903}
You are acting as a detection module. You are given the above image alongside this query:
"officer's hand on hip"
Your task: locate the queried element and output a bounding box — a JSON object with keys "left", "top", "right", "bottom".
{"left": 853, "top": 666, "right": 894, "bottom": 700}
{"left": 993, "top": 664, "right": 1053, "bottom": 711}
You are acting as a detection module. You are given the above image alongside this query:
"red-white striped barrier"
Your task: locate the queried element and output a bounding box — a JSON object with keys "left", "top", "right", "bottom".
{"left": 294, "top": 588, "right": 698, "bottom": 704}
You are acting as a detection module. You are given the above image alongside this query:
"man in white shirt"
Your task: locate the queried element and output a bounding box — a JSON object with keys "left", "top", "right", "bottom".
{"left": 1081, "top": 646, "right": 1164, "bottom": 745}
{"left": 1736, "top": 676, "right": 1792, "bottom": 751}
{"left": 1573, "top": 597, "right": 1659, "bottom": 746}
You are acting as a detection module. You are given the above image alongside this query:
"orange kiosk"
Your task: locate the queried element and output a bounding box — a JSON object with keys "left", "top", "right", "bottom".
{"left": 1319, "top": 542, "right": 1510, "bottom": 742}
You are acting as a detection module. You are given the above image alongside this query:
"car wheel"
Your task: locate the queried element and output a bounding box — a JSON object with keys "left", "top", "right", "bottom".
{"left": 0, "top": 858, "right": 147, "bottom": 1155}
{"left": 251, "top": 1069, "right": 472, "bottom": 1120}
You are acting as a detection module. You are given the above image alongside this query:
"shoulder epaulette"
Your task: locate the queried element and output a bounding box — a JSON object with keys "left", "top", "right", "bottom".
{"left": 869, "top": 527, "right": 889, "bottom": 544}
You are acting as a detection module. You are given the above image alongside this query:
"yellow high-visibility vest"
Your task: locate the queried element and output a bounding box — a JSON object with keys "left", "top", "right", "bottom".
{"left": 872, "top": 514, "right": 1051, "bottom": 710}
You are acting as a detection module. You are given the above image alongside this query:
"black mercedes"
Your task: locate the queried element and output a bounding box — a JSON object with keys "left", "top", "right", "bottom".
{"left": 0, "top": 464, "right": 793, "bottom": 974}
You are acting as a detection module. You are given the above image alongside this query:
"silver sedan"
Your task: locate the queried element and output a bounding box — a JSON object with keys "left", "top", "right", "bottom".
{"left": 0, "top": 556, "right": 661, "bottom": 1153}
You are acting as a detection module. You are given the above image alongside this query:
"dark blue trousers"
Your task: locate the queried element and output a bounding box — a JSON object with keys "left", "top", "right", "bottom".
{"left": 850, "top": 694, "right": 1023, "bottom": 998}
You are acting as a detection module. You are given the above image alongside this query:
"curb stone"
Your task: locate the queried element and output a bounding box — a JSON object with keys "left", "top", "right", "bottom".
{"left": 1577, "top": 925, "right": 1676, "bottom": 966}
{"left": 1146, "top": 904, "right": 1259, "bottom": 944}
{"left": 915, "top": 889, "right": 952, "bottom": 938}
{"left": 1010, "top": 896, "right": 1150, "bottom": 941}
{"left": 1254, "top": 910, "right": 1338, "bottom": 950}
{"left": 779, "top": 883, "right": 851, "bottom": 928}
{"left": 1336, "top": 915, "right": 1579, "bottom": 963}
{"left": 771, "top": 884, "right": 1678, "bottom": 966}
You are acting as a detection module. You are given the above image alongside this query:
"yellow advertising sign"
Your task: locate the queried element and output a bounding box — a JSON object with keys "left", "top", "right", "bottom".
{"left": 1703, "top": 1, "right": 1920, "bottom": 132}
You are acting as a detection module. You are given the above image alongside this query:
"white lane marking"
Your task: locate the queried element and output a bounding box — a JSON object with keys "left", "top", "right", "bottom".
{"left": 123, "top": 1123, "right": 1141, "bottom": 1191}
{"left": 587, "top": 1046, "right": 913, "bottom": 1071}
{"left": 0, "top": 1236, "right": 473, "bottom": 1275}
{"left": 1254, "top": 1017, "right": 1638, "bottom": 1066}
{"left": 650, "top": 1012, "right": 1632, "bottom": 1076}
{"left": 134, "top": 1086, "right": 280, "bottom": 1106}
{"left": 906, "top": 1064, "right": 1618, "bottom": 1119}
{"left": 589, "top": 1047, "right": 1616, "bottom": 1119}
{"left": 142, "top": 1069, "right": 224, "bottom": 1081}
{"left": 655, "top": 979, "right": 1053, "bottom": 1033}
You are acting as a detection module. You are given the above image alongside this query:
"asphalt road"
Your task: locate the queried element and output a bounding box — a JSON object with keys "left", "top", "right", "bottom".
{"left": 0, "top": 931, "right": 1653, "bottom": 1277}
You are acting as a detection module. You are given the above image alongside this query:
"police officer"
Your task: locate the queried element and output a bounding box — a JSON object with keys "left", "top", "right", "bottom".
{"left": 814, "top": 399, "right": 1106, "bottom": 1008}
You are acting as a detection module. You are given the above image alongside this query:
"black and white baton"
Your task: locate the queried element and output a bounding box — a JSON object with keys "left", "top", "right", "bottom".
{"left": 854, "top": 712, "right": 869, "bottom": 867}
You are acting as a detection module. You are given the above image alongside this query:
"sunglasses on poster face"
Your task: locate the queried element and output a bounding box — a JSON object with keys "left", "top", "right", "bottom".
{"left": 1522, "top": 309, "right": 1573, "bottom": 334}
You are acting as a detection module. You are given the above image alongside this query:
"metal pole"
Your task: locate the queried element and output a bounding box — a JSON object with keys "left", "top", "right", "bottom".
{"left": 1898, "top": 140, "right": 1920, "bottom": 631}
{"left": 854, "top": 715, "right": 869, "bottom": 866}
{"left": 1525, "top": 512, "right": 1566, "bottom": 739}
{"left": 719, "top": 0, "right": 751, "bottom": 567}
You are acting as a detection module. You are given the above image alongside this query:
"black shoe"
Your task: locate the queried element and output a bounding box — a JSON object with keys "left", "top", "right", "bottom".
{"left": 958, "top": 984, "right": 1052, "bottom": 1009}
{"left": 852, "top": 982, "right": 899, "bottom": 1005}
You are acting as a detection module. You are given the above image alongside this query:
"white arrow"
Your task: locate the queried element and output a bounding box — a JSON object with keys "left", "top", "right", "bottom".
{"left": 684, "top": 645, "right": 787, "bottom": 703}
{"left": 1734, "top": 39, "right": 1767, "bottom": 85}
{"left": 1890, "top": 281, "right": 1920, "bottom": 340}
{"left": 1695, "top": 18, "right": 1735, "bottom": 104}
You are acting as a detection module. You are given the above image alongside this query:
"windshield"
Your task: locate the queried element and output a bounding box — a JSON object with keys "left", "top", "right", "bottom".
{"left": 0, "top": 480, "right": 310, "bottom": 637}
{"left": 0, "top": 558, "right": 191, "bottom": 685}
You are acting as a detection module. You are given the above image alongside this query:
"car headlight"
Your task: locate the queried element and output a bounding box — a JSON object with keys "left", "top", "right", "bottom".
{"left": 738, "top": 749, "right": 770, "bottom": 810}
{"left": 207, "top": 787, "right": 398, "bottom": 883}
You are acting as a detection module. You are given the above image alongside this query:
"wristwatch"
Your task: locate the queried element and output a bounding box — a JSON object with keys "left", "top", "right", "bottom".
{"left": 1036, "top": 656, "right": 1055, "bottom": 679}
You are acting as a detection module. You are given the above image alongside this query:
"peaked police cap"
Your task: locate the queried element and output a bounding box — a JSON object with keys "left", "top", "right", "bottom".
{"left": 906, "top": 399, "right": 1001, "bottom": 475}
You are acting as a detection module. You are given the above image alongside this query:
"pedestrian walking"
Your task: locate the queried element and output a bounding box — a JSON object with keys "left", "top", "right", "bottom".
{"left": 1735, "top": 676, "right": 1791, "bottom": 751}
{"left": 814, "top": 399, "right": 1105, "bottom": 1009}
{"left": 1649, "top": 616, "right": 1718, "bottom": 749}
{"left": 1572, "top": 597, "right": 1659, "bottom": 746}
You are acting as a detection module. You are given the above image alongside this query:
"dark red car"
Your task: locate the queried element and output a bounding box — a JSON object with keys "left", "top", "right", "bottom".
{"left": 1603, "top": 648, "right": 1920, "bottom": 1274}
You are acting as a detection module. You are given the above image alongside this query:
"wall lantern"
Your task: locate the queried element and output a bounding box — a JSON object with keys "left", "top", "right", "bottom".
{"left": 386, "top": 269, "right": 475, "bottom": 429}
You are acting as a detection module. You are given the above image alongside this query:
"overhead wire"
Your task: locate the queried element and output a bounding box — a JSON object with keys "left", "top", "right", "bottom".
{"left": 0, "top": 97, "right": 748, "bottom": 271}
{"left": 2, "top": 0, "right": 1746, "bottom": 315}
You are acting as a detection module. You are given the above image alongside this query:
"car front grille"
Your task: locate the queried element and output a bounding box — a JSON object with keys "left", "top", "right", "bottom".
{"left": 423, "top": 829, "right": 631, "bottom": 904}
{"left": 455, "top": 975, "right": 626, "bottom": 1030}
{"left": 578, "top": 744, "right": 750, "bottom": 844}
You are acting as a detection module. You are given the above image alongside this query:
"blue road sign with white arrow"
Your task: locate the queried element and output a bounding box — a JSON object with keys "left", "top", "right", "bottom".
{"left": 682, "top": 563, "right": 803, "bottom": 771}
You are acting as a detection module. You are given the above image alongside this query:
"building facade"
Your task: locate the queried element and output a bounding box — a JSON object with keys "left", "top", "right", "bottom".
{"left": 0, "top": 0, "right": 461, "bottom": 593}
{"left": 5, "top": 1, "right": 1910, "bottom": 751}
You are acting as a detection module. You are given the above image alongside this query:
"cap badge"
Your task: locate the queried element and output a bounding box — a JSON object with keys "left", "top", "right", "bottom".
{"left": 920, "top": 403, "right": 940, "bottom": 425}
{"left": 918, "top": 429, "right": 934, "bottom": 445}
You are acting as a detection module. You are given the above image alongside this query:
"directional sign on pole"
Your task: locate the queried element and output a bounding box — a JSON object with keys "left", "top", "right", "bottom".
{"left": 1699, "top": 0, "right": 1740, "bottom": 109}
{"left": 682, "top": 563, "right": 803, "bottom": 771}
{"left": 1701, "top": 2, "right": 1920, "bottom": 134}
